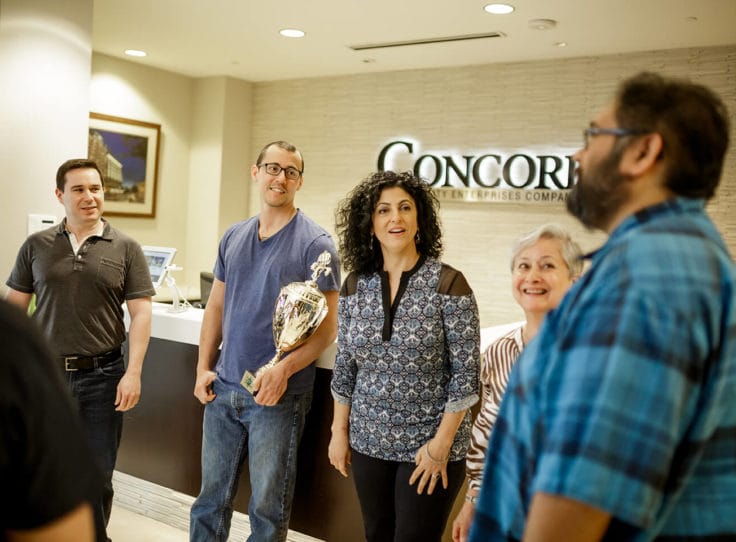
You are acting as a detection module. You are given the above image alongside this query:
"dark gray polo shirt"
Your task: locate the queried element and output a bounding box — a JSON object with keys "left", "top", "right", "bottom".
{"left": 6, "top": 219, "right": 155, "bottom": 358}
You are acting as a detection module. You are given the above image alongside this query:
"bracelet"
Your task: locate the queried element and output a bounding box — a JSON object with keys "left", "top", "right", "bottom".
{"left": 424, "top": 442, "right": 448, "bottom": 464}
{"left": 465, "top": 493, "right": 478, "bottom": 505}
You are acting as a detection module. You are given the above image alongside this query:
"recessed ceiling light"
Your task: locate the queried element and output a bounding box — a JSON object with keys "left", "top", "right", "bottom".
{"left": 528, "top": 18, "right": 557, "bottom": 30}
{"left": 555, "top": 41, "right": 567, "bottom": 47}
{"left": 279, "top": 28, "right": 305, "bottom": 38}
{"left": 124, "top": 49, "right": 147, "bottom": 57}
{"left": 484, "top": 3, "right": 514, "bottom": 15}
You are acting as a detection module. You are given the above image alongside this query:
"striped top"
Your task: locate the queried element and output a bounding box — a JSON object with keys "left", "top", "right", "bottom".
{"left": 466, "top": 325, "right": 523, "bottom": 491}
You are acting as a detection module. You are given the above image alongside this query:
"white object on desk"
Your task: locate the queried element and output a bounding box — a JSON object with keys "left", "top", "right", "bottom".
{"left": 164, "top": 265, "right": 192, "bottom": 313}
{"left": 124, "top": 302, "right": 204, "bottom": 346}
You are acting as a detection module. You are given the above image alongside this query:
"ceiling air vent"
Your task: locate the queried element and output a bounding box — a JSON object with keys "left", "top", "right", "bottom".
{"left": 349, "top": 32, "right": 506, "bottom": 51}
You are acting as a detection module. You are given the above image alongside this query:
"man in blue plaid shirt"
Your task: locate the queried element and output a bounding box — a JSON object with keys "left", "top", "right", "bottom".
{"left": 469, "top": 72, "right": 736, "bottom": 541}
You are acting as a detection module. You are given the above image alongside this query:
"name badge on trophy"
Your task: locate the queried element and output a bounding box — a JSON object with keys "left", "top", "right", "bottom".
{"left": 241, "top": 251, "right": 332, "bottom": 394}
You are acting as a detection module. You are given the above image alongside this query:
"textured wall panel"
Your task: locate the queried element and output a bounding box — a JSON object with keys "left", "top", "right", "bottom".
{"left": 250, "top": 46, "right": 736, "bottom": 327}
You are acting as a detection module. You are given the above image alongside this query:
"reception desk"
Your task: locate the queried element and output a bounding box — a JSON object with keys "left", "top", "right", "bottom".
{"left": 120, "top": 303, "right": 359, "bottom": 541}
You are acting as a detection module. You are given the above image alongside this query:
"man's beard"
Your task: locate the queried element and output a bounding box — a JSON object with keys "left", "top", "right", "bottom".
{"left": 566, "top": 147, "right": 630, "bottom": 231}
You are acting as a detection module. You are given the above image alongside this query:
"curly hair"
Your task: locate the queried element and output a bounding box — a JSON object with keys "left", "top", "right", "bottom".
{"left": 335, "top": 171, "right": 443, "bottom": 274}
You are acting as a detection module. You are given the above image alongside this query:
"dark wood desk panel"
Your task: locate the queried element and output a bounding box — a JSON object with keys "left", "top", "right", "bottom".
{"left": 118, "top": 337, "right": 204, "bottom": 494}
{"left": 291, "top": 371, "right": 365, "bottom": 542}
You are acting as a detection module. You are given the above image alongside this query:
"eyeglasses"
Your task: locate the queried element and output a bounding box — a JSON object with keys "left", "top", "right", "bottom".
{"left": 583, "top": 127, "right": 648, "bottom": 149}
{"left": 257, "top": 162, "right": 302, "bottom": 181}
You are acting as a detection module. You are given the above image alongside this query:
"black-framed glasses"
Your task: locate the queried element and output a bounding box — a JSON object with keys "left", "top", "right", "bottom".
{"left": 257, "top": 162, "right": 302, "bottom": 181}
{"left": 583, "top": 127, "right": 648, "bottom": 149}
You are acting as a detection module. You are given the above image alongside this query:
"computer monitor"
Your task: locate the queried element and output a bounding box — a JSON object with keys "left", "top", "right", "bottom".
{"left": 142, "top": 246, "right": 177, "bottom": 289}
{"left": 200, "top": 271, "right": 214, "bottom": 308}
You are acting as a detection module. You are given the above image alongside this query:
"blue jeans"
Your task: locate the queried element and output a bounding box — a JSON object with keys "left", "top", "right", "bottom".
{"left": 190, "top": 377, "right": 313, "bottom": 542}
{"left": 65, "top": 355, "right": 125, "bottom": 539}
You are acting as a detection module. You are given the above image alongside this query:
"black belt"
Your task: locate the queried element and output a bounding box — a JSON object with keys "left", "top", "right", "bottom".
{"left": 62, "top": 348, "right": 122, "bottom": 372}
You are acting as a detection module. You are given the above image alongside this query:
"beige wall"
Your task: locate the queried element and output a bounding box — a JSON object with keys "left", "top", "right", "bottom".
{"left": 218, "top": 77, "right": 253, "bottom": 235}
{"left": 249, "top": 45, "right": 736, "bottom": 326}
{"left": 32, "top": 45, "right": 732, "bottom": 326}
{"left": 0, "top": 0, "right": 93, "bottom": 285}
{"left": 185, "top": 76, "right": 253, "bottom": 291}
{"left": 90, "top": 57, "right": 254, "bottom": 292}
{"left": 90, "top": 54, "right": 196, "bottom": 289}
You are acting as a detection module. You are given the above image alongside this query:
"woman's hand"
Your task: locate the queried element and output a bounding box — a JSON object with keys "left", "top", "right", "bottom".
{"left": 328, "top": 428, "right": 351, "bottom": 477}
{"left": 409, "top": 440, "right": 450, "bottom": 495}
{"left": 452, "top": 499, "right": 476, "bottom": 542}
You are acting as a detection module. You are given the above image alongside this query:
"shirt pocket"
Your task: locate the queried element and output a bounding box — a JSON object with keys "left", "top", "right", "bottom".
{"left": 97, "top": 257, "right": 125, "bottom": 289}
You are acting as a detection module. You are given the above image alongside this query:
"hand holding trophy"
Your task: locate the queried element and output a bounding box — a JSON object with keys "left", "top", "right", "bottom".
{"left": 241, "top": 251, "right": 332, "bottom": 394}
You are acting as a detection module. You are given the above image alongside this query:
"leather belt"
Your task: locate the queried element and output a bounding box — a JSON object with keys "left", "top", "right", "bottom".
{"left": 62, "top": 348, "right": 122, "bottom": 372}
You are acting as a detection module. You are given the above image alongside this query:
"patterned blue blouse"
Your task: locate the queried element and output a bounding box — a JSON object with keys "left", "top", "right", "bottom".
{"left": 331, "top": 257, "right": 480, "bottom": 462}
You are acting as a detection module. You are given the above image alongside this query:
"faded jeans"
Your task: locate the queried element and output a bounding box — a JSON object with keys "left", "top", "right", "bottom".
{"left": 190, "top": 377, "right": 312, "bottom": 542}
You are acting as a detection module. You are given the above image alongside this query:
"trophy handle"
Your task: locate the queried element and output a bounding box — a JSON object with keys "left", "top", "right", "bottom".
{"left": 241, "top": 350, "right": 282, "bottom": 393}
{"left": 310, "top": 251, "right": 332, "bottom": 283}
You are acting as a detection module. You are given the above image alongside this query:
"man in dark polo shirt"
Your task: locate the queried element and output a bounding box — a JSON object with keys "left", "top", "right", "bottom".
{"left": 5, "top": 158, "right": 155, "bottom": 541}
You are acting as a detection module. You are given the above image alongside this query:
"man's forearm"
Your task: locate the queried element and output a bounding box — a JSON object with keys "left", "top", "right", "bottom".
{"left": 5, "top": 288, "right": 32, "bottom": 311}
{"left": 523, "top": 492, "right": 611, "bottom": 542}
{"left": 127, "top": 313, "right": 151, "bottom": 374}
{"left": 197, "top": 304, "right": 223, "bottom": 373}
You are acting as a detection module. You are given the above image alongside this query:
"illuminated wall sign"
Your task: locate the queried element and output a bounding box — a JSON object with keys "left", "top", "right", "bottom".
{"left": 376, "top": 139, "right": 578, "bottom": 204}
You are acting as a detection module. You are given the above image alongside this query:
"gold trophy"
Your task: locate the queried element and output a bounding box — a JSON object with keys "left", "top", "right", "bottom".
{"left": 241, "top": 251, "right": 332, "bottom": 394}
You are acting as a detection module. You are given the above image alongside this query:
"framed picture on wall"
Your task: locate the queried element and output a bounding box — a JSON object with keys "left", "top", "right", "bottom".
{"left": 88, "top": 112, "right": 161, "bottom": 218}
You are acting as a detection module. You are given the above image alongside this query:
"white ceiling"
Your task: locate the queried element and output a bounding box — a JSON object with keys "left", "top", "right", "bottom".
{"left": 92, "top": 0, "right": 736, "bottom": 82}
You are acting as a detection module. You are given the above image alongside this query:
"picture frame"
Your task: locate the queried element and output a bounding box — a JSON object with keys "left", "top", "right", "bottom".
{"left": 88, "top": 112, "right": 161, "bottom": 218}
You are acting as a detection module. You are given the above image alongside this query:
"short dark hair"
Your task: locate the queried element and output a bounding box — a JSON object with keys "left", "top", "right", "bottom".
{"left": 56, "top": 159, "right": 104, "bottom": 191}
{"left": 255, "top": 141, "right": 304, "bottom": 172}
{"left": 335, "top": 170, "right": 443, "bottom": 274}
{"left": 615, "top": 72, "right": 730, "bottom": 200}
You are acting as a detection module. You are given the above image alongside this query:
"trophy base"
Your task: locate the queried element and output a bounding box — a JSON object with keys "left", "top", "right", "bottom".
{"left": 240, "top": 353, "right": 281, "bottom": 395}
{"left": 241, "top": 370, "right": 258, "bottom": 394}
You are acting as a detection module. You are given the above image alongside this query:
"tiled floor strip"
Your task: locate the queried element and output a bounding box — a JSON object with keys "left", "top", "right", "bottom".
{"left": 112, "top": 471, "right": 323, "bottom": 542}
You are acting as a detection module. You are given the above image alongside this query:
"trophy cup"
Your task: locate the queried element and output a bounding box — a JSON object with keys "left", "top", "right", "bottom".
{"left": 241, "top": 251, "right": 332, "bottom": 394}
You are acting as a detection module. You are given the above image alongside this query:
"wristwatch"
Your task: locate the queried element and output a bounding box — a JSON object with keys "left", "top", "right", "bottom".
{"left": 465, "top": 493, "right": 478, "bottom": 505}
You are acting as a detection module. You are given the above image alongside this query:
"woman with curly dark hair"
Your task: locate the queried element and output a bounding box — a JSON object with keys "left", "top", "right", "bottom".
{"left": 329, "top": 170, "right": 480, "bottom": 542}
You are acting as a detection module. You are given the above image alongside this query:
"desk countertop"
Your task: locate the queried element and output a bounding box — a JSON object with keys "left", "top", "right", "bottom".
{"left": 125, "top": 302, "right": 337, "bottom": 369}
{"left": 126, "top": 303, "right": 518, "bottom": 370}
